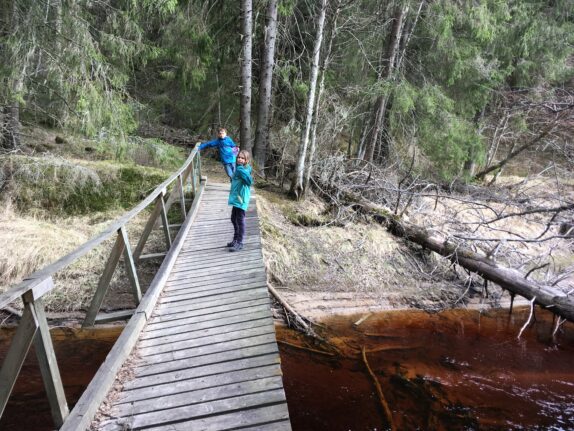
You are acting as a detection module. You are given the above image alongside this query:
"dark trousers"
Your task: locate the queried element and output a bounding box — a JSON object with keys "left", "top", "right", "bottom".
{"left": 231, "top": 206, "right": 246, "bottom": 244}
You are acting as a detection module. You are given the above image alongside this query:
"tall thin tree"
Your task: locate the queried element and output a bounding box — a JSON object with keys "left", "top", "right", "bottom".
{"left": 240, "top": 0, "right": 253, "bottom": 152}
{"left": 253, "top": 0, "right": 279, "bottom": 175}
{"left": 304, "top": 0, "right": 341, "bottom": 193}
{"left": 362, "top": 5, "right": 407, "bottom": 164}
{"left": 290, "top": 0, "right": 329, "bottom": 200}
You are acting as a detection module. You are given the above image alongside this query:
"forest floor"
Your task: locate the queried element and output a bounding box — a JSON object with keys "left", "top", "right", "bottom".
{"left": 1, "top": 130, "right": 572, "bottom": 326}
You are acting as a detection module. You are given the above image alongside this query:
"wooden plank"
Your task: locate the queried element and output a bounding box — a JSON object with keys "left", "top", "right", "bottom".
{"left": 94, "top": 309, "right": 134, "bottom": 324}
{"left": 172, "top": 254, "right": 264, "bottom": 273}
{"left": 141, "top": 404, "right": 290, "bottom": 431}
{"left": 164, "top": 273, "right": 267, "bottom": 293}
{"left": 164, "top": 270, "right": 267, "bottom": 290}
{"left": 133, "top": 193, "right": 166, "bottom": 262}
{"left": 177, "top": 174, "right": 187, "bottom": 220}
{"left": 112, "top": 376, "right": 285, "bottom": 417}
{"left": 237, "top": 421, "right": 292, "bottom": 431}
{"left": 0, "top": 302, "right": 38, "bottom": 417}
{"left": 137, "top": 334, "right": 278, "bottom": 379}
{"left": 165, "top": 268, "right": 266, "bottom": 287}
{"left": 117, "top": 363, "right": 282, "bottom": 405}
{"left": 166, "top": 262, "right": 265, "bottom": 282}
{"left": 159, "top": 193, "right": 172, "bottom": 250}
{"left": 138, "top": 316, "right": 273, "bottom": 350}
{"left": 161, "top": 281, "right": 268, "bottom": 303}
{"left": 180, "top": 241, "right": 262, "bottom": 254}
{"left": 144, "top": 304, "right": 271, "bottom": 333}
{"left": 148, "top": 297, "right": 271, "bottom": 326}
{"left": 60, "top": 178, "right": 207, "bottom": 431}
{"left": 174, "top": 246, "right": 262, "bottom": 261}
{"left": 120, "top": 226, "right": 142, "bottom": 304}
{"left": 27, "top": 277, "right": 56, "bottom": 302}
{"left": 140, "top": 308, "right": 271, "bottom": 341}
{"left": 82, "top": 230, "right": 125, "bottom": 328}
{"left": 138, "top": 252, "right": 166, "bottom": 261}
{"left": 99, "top": 389, "right": 287, "bottom": 430}
{"left": 30, "top": 297, "right": 69, "bottom": 427}
{"left": 137, "top": 323, "right": 275, "bottom": 358}
{"left": 155, "top": 287, "right": 269, "bottom": 314}
{"left": 123, "top": 353, "right": 280, "bottom": 391}
{"left": 153, "top": 290, "right": 269, "bottom": 317}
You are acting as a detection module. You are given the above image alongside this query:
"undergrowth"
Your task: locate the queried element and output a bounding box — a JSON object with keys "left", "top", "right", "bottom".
{"left": 1, "top": 155, "right": 169, "bottom": 216}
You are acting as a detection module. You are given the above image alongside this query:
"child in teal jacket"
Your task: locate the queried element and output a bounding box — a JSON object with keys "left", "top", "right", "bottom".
{"left": 228, "top": 149, "right": 253, "bottom": 252}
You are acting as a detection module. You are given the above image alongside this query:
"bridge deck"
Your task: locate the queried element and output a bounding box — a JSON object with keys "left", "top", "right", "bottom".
{"left": 96, "top": 182, "right": 291, "bottom": 431}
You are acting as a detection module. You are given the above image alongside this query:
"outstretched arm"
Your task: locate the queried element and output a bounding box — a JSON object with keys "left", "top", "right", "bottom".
{"left": 198, "top": 139, "right": 219, "bottom": 150}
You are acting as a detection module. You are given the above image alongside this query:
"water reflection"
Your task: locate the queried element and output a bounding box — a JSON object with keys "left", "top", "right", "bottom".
{"left": 278, "top": 307, "right": 574, "bottom": 431}
{"left": 0, "top": 308, "right": 572, "bottom": 430}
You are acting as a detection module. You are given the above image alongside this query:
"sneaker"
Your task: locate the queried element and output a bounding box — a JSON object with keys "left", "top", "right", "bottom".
{"left": 226, "top": 240, "right": 237, "bottom": 247}
{"left": 229, "top": 242, "right": 243, "bottom": 252}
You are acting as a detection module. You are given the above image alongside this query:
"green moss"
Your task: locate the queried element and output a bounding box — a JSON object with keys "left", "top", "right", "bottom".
{"left": 2, "top": 156, "right": 169, "bottom": 216}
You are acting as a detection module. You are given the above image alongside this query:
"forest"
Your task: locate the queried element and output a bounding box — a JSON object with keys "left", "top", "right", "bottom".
{"left": 1, "top": 1, "right": 574, "bottom": 430}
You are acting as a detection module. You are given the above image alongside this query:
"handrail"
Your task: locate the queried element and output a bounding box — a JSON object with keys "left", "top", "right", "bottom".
{"left": 60, "top": 177, "right": 207, "bottom": 431}
{"left": 0, "top": 148, "right": 203, "bottom": 428}
{"left": 0, "top": 147, "right": 198, "bottom": 309}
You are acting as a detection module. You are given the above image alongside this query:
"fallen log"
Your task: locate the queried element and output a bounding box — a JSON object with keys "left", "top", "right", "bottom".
{"left": 347, "top": 191, "right": 574, "bottom": 323}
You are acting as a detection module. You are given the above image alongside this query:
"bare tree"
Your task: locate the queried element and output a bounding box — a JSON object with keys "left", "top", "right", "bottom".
{"left": 290, "top": 0, "right": 329, "bottom": 200}
{"left": 304, "top": 0, "right": 341, "bottom": 193}
{"left": 1, "top": 0, "right": 27, "bottom": 150}
{"left": 253, "top": 0, "right": 279, "bottom": 175}
{"left": 362, "top": 5, "right": 407, "bottom": 164}
{"left": 240, "top": 0, "right": 253, "bottom": 152}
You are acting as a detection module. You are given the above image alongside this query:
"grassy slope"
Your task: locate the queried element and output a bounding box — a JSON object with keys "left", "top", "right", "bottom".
{"left": 0, "top": 127, "right": 186, "bottom": 312}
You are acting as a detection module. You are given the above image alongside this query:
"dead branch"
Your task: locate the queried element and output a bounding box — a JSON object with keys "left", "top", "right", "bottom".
{"left": 361, "top": 346, "right": 395, "bottom": 431}
{"left": 517, "top": 297, "right": 536, "bottom": 339}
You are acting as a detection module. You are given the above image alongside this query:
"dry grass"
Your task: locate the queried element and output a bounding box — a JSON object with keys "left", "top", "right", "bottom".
{"left": 0, "top": 200, "right": 172, "bottom": 313}
{"left": 256, "top": 187, "right": 471, "bottom": 319}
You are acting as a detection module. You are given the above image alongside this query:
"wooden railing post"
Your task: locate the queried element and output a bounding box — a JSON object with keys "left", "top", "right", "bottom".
{"left": 133, "top": 191, "right": 167, "bottom": 263}
{"left": 190, "top": 156, "right": 197, "bottom": 197}
{"left": 24, "top": 291, "right": 69, "bottom": 427}
{"left": 82, "top": 231, "right": 125, "bottom": 327}
{"left": 159, "top": 192, "right": 172, "bottom": 250}
{"left": 0, "top": 302, "right": 38, "bottom": 418}
{"left": 198, "top": 153, "right": 203, "bottom": 180}
{"left": 119, "top": 226, "right": 142, "bottom": 304}
{"left": 177, "top": 174, "right": 186, "bottom": 220}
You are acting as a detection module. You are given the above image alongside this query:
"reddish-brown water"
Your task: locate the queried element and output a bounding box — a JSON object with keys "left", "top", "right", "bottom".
{"left": 279, "top": 307, "right": 574, "bottom": 430}
{"left": 0, "top": 326, "right": 122, "bottom": 431}
{"left": 0, "top": 307, "right": 572, "bottom": 430}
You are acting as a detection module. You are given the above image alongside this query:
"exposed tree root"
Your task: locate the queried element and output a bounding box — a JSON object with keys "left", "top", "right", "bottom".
{"left": 277, "top": 339, "right": 336, "bottom": 356}
{"left": 361, "top": 346, "right": 395, "bottom": 431}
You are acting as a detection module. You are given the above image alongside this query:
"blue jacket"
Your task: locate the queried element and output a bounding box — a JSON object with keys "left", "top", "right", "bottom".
{"left": 198, "top": 136, "right": 237, "bottom": 164}
{"left": 228, "top": 164, "right": 253, "bottom": 210}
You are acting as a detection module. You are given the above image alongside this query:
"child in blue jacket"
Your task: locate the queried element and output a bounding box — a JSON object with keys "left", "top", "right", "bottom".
{"left": 228, "top": 149, "right": 253, "bottom": 252}
{"left": 197, "top": 127, "right": 238, "bottom": 180}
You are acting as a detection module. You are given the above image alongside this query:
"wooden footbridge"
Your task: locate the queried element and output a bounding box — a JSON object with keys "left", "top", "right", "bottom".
{"left": 0, "top": 149, "right": 292, "bottom": 430}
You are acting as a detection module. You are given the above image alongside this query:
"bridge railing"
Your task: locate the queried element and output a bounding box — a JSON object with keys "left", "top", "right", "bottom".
{"left": 0, "top": 147, "right": 204, "bottom": 428}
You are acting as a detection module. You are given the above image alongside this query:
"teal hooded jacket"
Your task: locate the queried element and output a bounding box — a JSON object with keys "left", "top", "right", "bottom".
{"left": 228, "top": 164, "right": 253, "bottom": 210}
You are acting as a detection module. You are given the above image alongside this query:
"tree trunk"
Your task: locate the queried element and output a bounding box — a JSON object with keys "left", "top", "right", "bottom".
{"left": 253, "top": 0, "right": 279, "bottom": 175}
{"left": 473, "top": 121, "right": 557, "bottom": 181}
{"left": 338, "top": 191, "right": 574, "bottom": 322}
{"left": 1, "top": 0, "right": 23, "bottom": 150}
{"left": 290, "top": 0, "right": 328, "bottom": 200}
{"left": 304, "top": 0, "right": 340, "bottom": 193}
{"left": 240, "top": 0, "right": 253, "bottom": 152}
{"left": 362, "top": 6, "right": 406, "bottom": 164}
